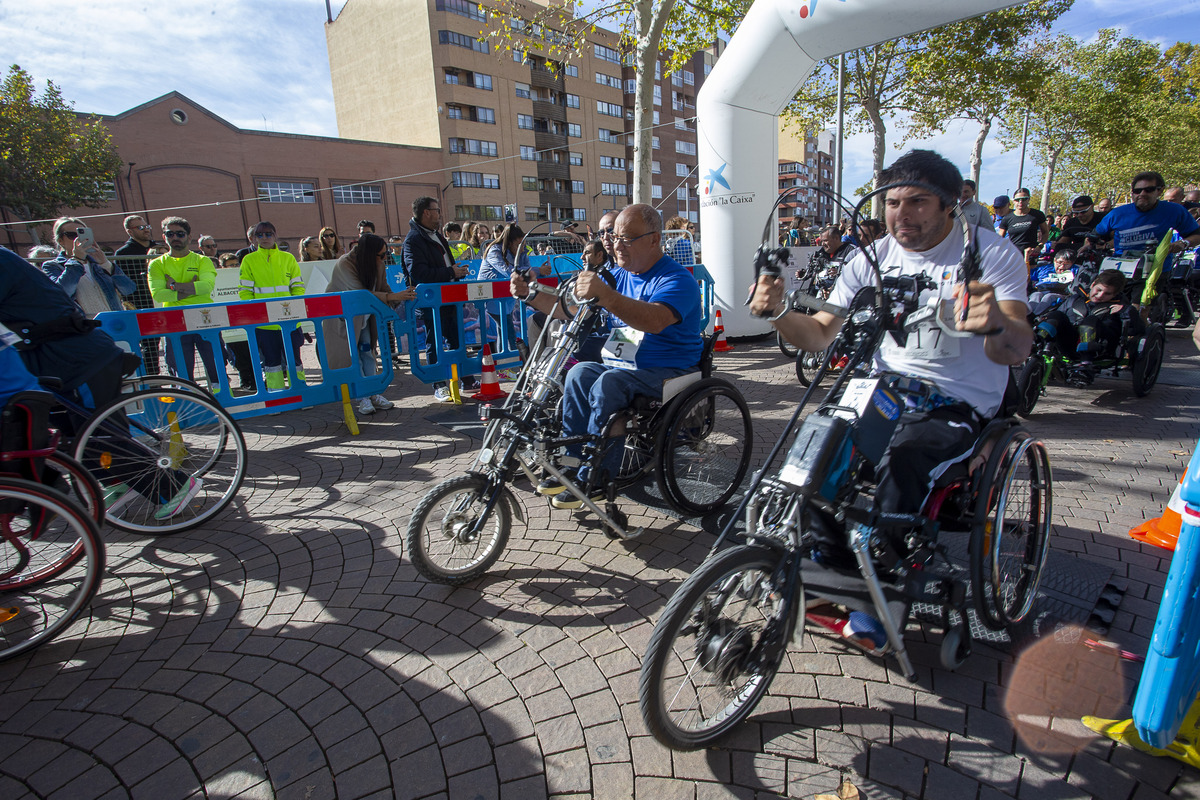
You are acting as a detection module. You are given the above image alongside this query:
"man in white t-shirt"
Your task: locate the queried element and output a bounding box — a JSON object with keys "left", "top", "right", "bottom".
{"left": 750, "top": 149, "right": 1032, "bottom": 517}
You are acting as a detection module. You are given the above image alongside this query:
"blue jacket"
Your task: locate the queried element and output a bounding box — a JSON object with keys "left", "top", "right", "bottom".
{"left": 41, "top": 251, "right": 136, "bottom": 315}
{"left": 401, "top": 218, "right": 457, "bottom": 286}
{"left": 478, "top": 241, "right": 529, "bottom": 282}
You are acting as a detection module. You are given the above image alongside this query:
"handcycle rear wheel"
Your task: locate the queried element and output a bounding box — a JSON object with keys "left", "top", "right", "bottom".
{"left": 1131, "top": 326, "right": 1165, "bottom": 398}
{"left": 73, "top": 389, "right": 246, "bottom": 534}
{"left": 0, "top": 477, "right": 104, "bottom": 662}
{"left": 795, "top": 350, "right": 824, "bottom": 387}
{"left": 407, "top": 473, "right": 510, "bottom": 585}
{"left": 970, "top": 429, "right": 1052, "bottom": 631}
{"left": 639, "top": 545, "right": 794, "bottom": 750}
{"left": 1014, "top": 356, "right": 1044, "bottom": 418}
{"left": 776, "top": 331, "right": 799, "bottom": 359}
{"left": 656, "top": 378, "right": 753, "bottom": 516}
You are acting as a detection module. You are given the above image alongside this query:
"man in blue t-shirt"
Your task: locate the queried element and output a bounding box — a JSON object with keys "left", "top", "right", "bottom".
{"left": 1082, "top": 171, "right": 1200, "bottom": 261}
{"left": 511, "top": 204, "right": 702, "bottom": 508}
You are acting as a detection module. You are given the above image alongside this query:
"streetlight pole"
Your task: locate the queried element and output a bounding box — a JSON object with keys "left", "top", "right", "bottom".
{"left": 1016, "top": 109, "right": 1030, "bottom": 191}
{"left": 835, "top": 54, "right": 845, "bottom": 205}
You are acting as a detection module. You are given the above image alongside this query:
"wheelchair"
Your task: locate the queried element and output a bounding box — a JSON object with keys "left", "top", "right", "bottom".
{"left": 1014, "top": 255, "right": 1166, "bottom": 416}
{"left": 406, "top": 268, "right": 753, "bottom": 586}
{"left": 638, "top": 190, "right": 1053, "bottom": 751}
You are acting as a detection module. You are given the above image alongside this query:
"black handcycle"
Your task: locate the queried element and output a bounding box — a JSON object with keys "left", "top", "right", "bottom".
{"left": 406, "top": 267, "right": 753, "bottom": 585}
{"left": 638, "top": 190, "right": 1052, "bottom": 750}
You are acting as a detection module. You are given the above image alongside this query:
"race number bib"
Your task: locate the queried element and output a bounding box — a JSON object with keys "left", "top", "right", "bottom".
{"left": 601, "top": 326, "right": 643, "bottom": 370}
{"left": 881, "top": 316, "right": 961, "bottom": 361}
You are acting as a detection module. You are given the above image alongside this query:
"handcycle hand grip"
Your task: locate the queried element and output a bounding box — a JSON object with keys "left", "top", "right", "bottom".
{"left": 747, "top": 245, "right": 791, "bottom": 318}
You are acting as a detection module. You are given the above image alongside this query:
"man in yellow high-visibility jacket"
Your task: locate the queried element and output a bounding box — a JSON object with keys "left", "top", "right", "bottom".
{"left": 147, "top": 216, "right": 220, "bottom": 393}
{"left": 238, "top": 221, "right": 305, "bottom": 390}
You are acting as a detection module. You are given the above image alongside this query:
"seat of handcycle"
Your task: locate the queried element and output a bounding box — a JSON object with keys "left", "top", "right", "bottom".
{"left": 624, "top": 332, "right": 718, "bottom": 417}
{"left": 929, "top": 372, "right": 1022, "bottom": 491}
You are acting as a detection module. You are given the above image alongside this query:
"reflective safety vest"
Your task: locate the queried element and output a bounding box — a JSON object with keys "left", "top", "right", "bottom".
{"left": 238, "top": 247, "right": 304, "bottom": 300}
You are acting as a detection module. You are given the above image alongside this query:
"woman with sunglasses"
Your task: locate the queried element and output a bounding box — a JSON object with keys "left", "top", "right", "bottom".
{"left": 318, "top": 227, "right": 343, "bottom": 260}
{"left": 41, "top": 217, "right": 136, "bottom": 318}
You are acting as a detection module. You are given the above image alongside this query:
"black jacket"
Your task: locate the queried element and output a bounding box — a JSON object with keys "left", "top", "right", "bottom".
{"left": 402, "top": 218, "right": 456, "bottom": 286}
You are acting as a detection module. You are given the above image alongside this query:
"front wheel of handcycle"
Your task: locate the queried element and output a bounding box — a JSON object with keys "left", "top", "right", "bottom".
{"left": 639, "top": 545, "right": 794, "bottom": 751}
{"left": 407, "top": 473, "right": 510, "bottom": 585}
{"left": 656, "top": 378, "right": 753, "bottom": 516}
{"left": 0, "top": 477, "right": 105, "bottom": 662}
{"left": 1131, "top": 327, "right": 1165, "bottom": 398}
{"left": 970, "top": 428, "right": 1052, "bottom": 631}
{"left": 73, "top": 388, "right": 247, "bottom": 535}
{"left": 1014, "top": 356, "right": 1045, "bottom": 418}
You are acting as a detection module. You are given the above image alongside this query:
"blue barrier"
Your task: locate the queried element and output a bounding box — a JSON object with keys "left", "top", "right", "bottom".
{"left": 96, "top": 292, "right": 400, "bottom": 421}
{"left": 1133, "top": 439, "right": 1200, "bottom": 748}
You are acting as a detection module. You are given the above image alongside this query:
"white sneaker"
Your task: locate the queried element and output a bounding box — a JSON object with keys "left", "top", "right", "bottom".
{"left": 154, "top": 476, "right": 204, "bottom": 520}
{"left": 358, "top": 397, "right": 376, "bottom": 415}
{"left": 370, "top": 394, "right": 393, "bottom": 410}
{"left": 433, "top": 386, "right": 453, "bottom": 403}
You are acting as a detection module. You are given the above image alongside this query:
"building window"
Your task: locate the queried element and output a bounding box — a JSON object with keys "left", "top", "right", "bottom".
{"left": 676, "top": 162, "right": 690, "bottom": 177}
{"left": 565, "top": 93, "right": 580, "bottom": 109}
{"left": 600, "top": 156, "right": 626, "bottom": 170}
{"left": 674, "top": 117, "right": 688, "bottom": 130}
{"left": 683, "top": 70, "right": 694, "bottom": 85}
{"left": 676, "top": 186, "right": 688, "bottom": 201}
{"left": 594, "top": 43, "right": 621, "bottom": 64}
{"left": 515, "top": 82, "right": 531, "bottom": 99}
{"left": 675, "top": 140, "right": 697, "bottom": 155}
{"left": 653, "top": 85, "right": 661, "bottom": 106}
{"left": 456, "top": 205, "right": 504, "bottom": 221}
{"left": 435, "top": 0, "right": 486, "bottom": 22}
{"left": 598, "top": 128, "right": 623, "bottom": 144}
{"left": 651, "top": 184, "right": 663, "bottom": 199}
{"left": 596, "top": 101, "right": 623, "bottom": 118}
{"left": 513, "top": 49, "right": 526, "bottom": 63}
{"left": 448, "top": 137, "right": 498, "bottom": 156}
{"left": 565, "top": 64, "right": 578, "bottom": 77}
{"left": 452, "top": 171, "right": 500, "bottom": 189}
{"left": 519, "top": 145, "right": 538, "bottom": 161}
{"left": 601, "top": 183, "right": 626, "bottom": 197}
{"left": 567, "top": 123, "right": 581, "bottom": 138}
{"left": 624, "top": 79, "right": 636, "bottom": 94}
{"left": 517, "top": 114, "right": 534, "bottom": 130}
{"left": 332, "top": 183, "right": 383, "bottom": 205}
{"left": 524, "top": 207, "right": 542, "bottom": 221}
{"left": 522, "top": 176, "right": 538, "bottom": 191}
{"left": 652, "top": 136, "right": 660, "bottom": 150}
{"left": 672, "top": 72, "right": 683, "bottom": 88}
{"left": 571, "top": 180, "right": 584, "bottom": 194}
{"left": 438, "top": 30, "right": 489, "bottom": 53}
{"left": 569, "top": 151, "right": 583, "bottom": 166}
{"left": 474, "top": 73, "right": 492, "bottom": 90}
{"left": 596, "top": 72, "right": 620, "bottom": 88}
{"left": 651, "top": 161, "right": 661, "bottom": 174}
{"left": 256, "top": 180, "right": 315, "bottom": 204}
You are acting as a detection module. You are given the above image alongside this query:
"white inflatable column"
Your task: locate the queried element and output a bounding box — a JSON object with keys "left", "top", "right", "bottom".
{"left": 698, "top": 0, "right": 1021, "bottom": 337}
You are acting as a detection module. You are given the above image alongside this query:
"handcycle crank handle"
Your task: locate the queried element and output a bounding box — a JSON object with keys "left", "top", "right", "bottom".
{"left": 917, "top": 298, "right": 1002, "bottom": 338}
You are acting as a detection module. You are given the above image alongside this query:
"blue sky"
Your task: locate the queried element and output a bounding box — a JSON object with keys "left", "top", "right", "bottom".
{"left": 2, "top": 0, "right": 1197, "bottom": 206}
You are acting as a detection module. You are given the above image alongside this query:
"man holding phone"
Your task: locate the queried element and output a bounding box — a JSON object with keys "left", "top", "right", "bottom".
{"left": 42, "top": 216, "right": 136, "bottom": 318}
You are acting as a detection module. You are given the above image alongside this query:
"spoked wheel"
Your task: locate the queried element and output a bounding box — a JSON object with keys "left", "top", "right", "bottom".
{"left": 776, "top": 331, "right": 798, "bottom": 359}
{"left": 1131, "top": 327, "right": 1165, "bottom": 397}
{"left": 0, "top": 478, "right": 105, "bottom": 662}
{"left": 1014, "top": 356, "right": 1045, "bottom": 418}
{"left": 73, "top": 389, "right": 247, "bottom": 535}
{"left": 42, "top": 451, "right": 105, "bottom": 527}
{"left": 795, "top": 351, "right": 824, "bottom": 387}
{"left": 970, "top": 430, "right": 1053, "bottom": 631}
{"left": 122, "top": 375, "right": 211, "bottom": 397}
{"left": 656, "top": 378, "right": 753, "bottom": 515}
{"left": 639, "top": 545, "right": 794, "bottom": 750}
{"left": 616, "top": 426, "right": 655, "bottom": 483}
{"left": 407, "top": 473, "right": 510, "bottom": 585}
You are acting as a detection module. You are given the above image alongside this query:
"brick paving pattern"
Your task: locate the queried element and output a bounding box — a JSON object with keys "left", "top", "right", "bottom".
{"left": 3, "top": 329, "right": 1200, "bottom": 799}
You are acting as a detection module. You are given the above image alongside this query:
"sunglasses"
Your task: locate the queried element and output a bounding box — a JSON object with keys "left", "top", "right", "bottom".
{"left": 1013, "top": 197, "right": 1030, "bottom": 202}
{"left": 321, "top": 233, "right": 335, "bottom": 239}
{"left": 164, "top": 230, "right": 188, "bottom": 239}
{"left": 1132, "top": 186, "right": 1161, "bottom": 195}
{"left": 132, "top": 224, "right": 152, "bottom": 232}
{"left": 253, "top": 231, "right": 276, "bottom": 238}
{"left": 58, "top": 230, "right": 79, "bottom": 240}
{"left": 598, "top": 227, "right": 615, "bottom": 236}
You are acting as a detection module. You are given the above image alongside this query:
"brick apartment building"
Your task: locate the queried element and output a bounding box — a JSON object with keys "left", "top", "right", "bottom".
{"left": 0, "top": 92, "right": 443, "bottom": 255}
{"left": 777, "top": 130, "right": 837, "bottom": 231}
{"left": 324, "top": 0, "right": 718, "bottom": 228}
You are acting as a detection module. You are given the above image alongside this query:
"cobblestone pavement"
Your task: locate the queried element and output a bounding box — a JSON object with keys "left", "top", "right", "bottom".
{"left": 4, "top": 329, "right": 1200, "bottom": 800}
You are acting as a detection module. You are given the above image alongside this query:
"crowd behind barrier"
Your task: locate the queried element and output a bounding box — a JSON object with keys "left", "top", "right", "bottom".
{"left": 87, "top": 254, "right": 715, "bottom": 419}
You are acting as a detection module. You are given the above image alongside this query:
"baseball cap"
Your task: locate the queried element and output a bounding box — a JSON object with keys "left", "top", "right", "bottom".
{"left": 1071, "top": 195, "right": 1093, "bottom": 209}
{"left": 993, "top": 195, "right": 1010, "bottom": 208}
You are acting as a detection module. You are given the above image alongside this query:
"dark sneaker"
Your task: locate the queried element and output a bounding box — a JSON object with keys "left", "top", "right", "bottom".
{"left": 537, "top": 476, "right": 569, "bottom": 496}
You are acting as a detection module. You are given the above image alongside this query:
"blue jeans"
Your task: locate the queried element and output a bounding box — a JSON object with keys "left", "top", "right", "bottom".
{"left": 560, "top": 361, "right": 689, "bottom": 482}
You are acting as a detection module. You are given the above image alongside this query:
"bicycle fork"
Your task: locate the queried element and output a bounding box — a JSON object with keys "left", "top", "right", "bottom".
{"left": 849, "top": 523, "right": 917, "bottom": 681}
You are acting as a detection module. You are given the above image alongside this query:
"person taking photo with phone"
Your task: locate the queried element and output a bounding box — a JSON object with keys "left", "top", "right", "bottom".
{"left": 42, "top": 216, "right": 136, "bottom": 318}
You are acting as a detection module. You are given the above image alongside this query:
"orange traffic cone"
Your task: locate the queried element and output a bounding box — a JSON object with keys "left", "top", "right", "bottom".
{"left": 1130, "top": 469, "right": 1186, "bottom": 551}
{"left": 471, "top": 344, "right": 508, "bottom": 401}
{"left": 713, "top": 309, "right": 735, "bottom": 352}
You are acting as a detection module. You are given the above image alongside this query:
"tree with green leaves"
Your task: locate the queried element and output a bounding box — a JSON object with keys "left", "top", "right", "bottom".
{"left": 0, "top": 65, "right": 122, "bottom": 245}
{"left": 483, "top": 0, "right": 746, "bottom": 206}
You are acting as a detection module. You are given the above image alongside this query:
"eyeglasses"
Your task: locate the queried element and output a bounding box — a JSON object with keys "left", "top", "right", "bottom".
{"left": 1132, "top": 186, "right": 1162, "bottom": 195}
{"left": 598, "top": 227, "right": 615, "bottom": 237}
{"left": 253, "top": 231, "right": 276, "bottom": 239}
{"left": 1013, "top": 196, "right": 1030, "bottom": 202}
{"left": 132, "top": 224, "right": 152, "bottom": 232}
{"left": 164, "top": 230, "right": 188, "bottom": 239}
{"left": 611, "top": 231, "right": 654, "bottom": 247}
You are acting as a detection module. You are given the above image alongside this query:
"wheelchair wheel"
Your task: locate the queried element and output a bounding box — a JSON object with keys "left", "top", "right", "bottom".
{"left": 73, "top": 389, "right": 246, "bottom": 535}
{"left": 1131, "top": 327, "right": 1165, "bottom": 397}
{"left": 639, "top": 544, "right": 793, "bottom": 750}
{"left": 776, "top": 331, "right": 799, "bottom": 359}
{"left": 0, "top": 477, "right": 104, "bottom": 662}
{"left": 656, "top": 378, "right": 753, "bottom": 516}
{"left": 795, "top": 350, "right": 824, "bottom": 387}
{"left": 970, "top": 429, "right": 1052, "bottom": 631}
{"left": 616, "top": 425, "right": 655, "bottom": 482}
{"left": 42, "top": 451, "right": 105, "bottom": 527}
{"left": 407, "top": 473, "right": 510, "bottom": 585}
{"left": 1014, "top": 356, "right": 1044, "bottom": 418}
{"left": 122, "top": 375, "right": 210, "bottom": 397}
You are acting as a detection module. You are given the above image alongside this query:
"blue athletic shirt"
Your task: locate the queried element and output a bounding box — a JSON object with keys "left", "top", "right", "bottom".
{"left": 609, "top": 254, "right": 702, "bottom": 369}
{"left": 1094, "top": 201, "right": 1199, "bottom": 256}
